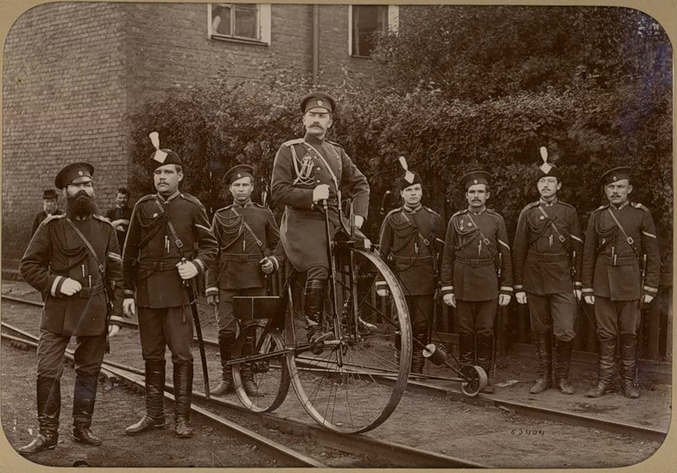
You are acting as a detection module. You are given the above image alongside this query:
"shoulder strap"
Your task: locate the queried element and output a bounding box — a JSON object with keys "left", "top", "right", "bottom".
{"left": 230, "top": 207, "right": 266, "bottom": 256}
{"left": 607, "top": 208, "right": 640, "bottom": 259}
{"left": 463, "top": 212, "right": 495, "bottom": 254}
{"left": 537, "top": 205, "right": 568, "bottom": 248}
{"left": 154, "top": 199, "right": 185, "bottom": 256}
{"left": 399, "top": 209, "right": 430, "bottom": 247}
{"left": 65, "top": 217, "right": 105, "bottom": 275}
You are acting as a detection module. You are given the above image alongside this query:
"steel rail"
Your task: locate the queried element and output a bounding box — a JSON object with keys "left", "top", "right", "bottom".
{"left": 3, "top": 297, "right": 668, "bottom": 445}
{"left": 2, "top": 320, "right": 486, "bottom": 468}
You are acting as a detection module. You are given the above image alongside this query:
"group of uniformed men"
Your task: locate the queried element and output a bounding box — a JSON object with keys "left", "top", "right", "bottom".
{"left": 17, "top": 92, "right": 660, "bottom": 454}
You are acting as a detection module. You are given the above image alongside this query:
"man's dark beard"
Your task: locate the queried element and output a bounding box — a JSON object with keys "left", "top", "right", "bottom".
{"left": 66, "top": 193, "right": 99, "bottom": 218}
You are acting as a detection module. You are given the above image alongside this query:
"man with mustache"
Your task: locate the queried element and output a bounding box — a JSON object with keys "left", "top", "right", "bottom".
{"left": 104, "top": 187, "right": 132, "bottom": 249}
{"left": 512, "top": 152, "right": 583, "bottom": 395}
{"left": 31, "top": 189, "right": 63, "bottom": 237}
{"left": 19, "top": 162, "right": 125, "bottom": 453}
{"left": 440, "top": 171, "right": 513, "bottom": 393}
{"left": 206, "top": 164, "right": 282, "bottom": 396}
{"left": 582, "top": 167, "right": 659, "bottom": 399}
{"left": 122, "top": 143, "right": 218, "bottom": 438}
{"left": 271, "top": 92, "right": 369, "bottom": 353}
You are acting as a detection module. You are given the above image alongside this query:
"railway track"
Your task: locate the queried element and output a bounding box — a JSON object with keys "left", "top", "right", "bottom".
{"left": 1, "top": 319, "right": 486, "bottom": 468}
{"left": 2, "top": 294, "right": 668, "bottom": 455}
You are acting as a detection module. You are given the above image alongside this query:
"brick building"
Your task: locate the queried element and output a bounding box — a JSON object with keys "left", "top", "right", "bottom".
{"left": 2, "top": 2, "right": 399, "bottom": 273}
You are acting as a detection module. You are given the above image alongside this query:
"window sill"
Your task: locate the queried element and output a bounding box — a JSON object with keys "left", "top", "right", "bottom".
{"left": 211, "top": 35, "right": 270, "bottom": 47}
{"left": 350, "top": 54, "right": 373, "bottom": 60}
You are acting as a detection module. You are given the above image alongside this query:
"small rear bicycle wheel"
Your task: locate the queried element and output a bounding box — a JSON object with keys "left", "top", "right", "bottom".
{"left": 288, "top": 245, "right": 411, "bottom": 433}
{"left": 232, "top": 327, "right": 291, "bottom": 413}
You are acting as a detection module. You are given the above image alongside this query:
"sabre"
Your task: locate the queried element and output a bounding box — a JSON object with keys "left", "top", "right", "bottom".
{"left": 380, "top": 190, "right": 391, "bottom": 216}
{"left": 636, "top": 253, "right": 648, "bottom": 385}
{"left": 182, "top": 258, "right": 210, "bottom": 399}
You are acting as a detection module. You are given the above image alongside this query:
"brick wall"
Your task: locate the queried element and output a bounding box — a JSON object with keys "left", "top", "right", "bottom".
{"left": 2, "top": 3, "right": 387, "bottom": 272}
{"left": 2, "top": 3, "right": 128, "bottom": 272}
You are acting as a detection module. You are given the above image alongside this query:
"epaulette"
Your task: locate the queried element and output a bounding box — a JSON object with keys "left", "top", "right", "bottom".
{"left": 525, "top": 201, "right": 540, "bottom": 210}
{"left": 558, "top": 201, "right": 576, "bottom": 211}
{"left": 326, "top": 139, "right": 344, "bottom": 150}
{"left": 591, "top": 204, "right": 609, "bottom": 214}
{"left": 136, "top": 194, "right": 156, "bottom": 205}
{"left": 385, "top": 208, "right": 401, "bottom": 219}
{"left": 179, "top": 193, "right": 205, "bottom": 208}
{"left": 42, "top": 213, "right": 65, "bottom": 225}
{"left": 632, "top": 202, "right": 650, "bottom": 213}
{"left": 93, "top": 214, "right": 114, "bottom": 226}
{"left": 253, "top": 202, "right": 267, "bottom": 209}
{"left": 283, "top": 138, "right": 305, "bottom": 147}
{"left": 215, "top": 205, "right": 233, "bottom": 214}
{"left": 451, "top": 209, "right": 468, "bottom": 218}
{"left": 486, "top": 208, "right": 500, "bottom": 216}
{"left": 424, "top": 206, "right": 440, "bottom": 217}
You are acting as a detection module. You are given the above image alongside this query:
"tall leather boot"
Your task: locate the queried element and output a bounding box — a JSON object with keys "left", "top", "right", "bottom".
{"left": 585, "top": 339, "right": 615, "bottom": 398}
{"left": 529, "top": 334, "right": 552, "bottom": 394}
{"left": 305, "top": 279, "right": 332, "bottom": 354}
{"left": 210, "top": 334, "right": 235, "bottom": 396}
{"left": 620, "top": 334, "right": 640, "bottom": 399}
{"left": 554, "top": 339, "right": 575, "bottom": 394}
{"left": 458, "top": 332, "right": 475, "bottom": 366}
{"left": 173, "top": 363, "right": 194, "bottom": 438}
{"left": 72, "top": 373, "right": 101, "bottom": 445}
{"left": 125, "top": 360, "right": 166, "bottom": 435}
{"left": 411, "top": 332, "right": 428, "bottom": 374}
{"left": 18, "top": 376, "right": 61, "bottom": 454}
{"left": 476, "top": 333, "right": 495, "bottom": 394}
{"left": 240, "top": 325, "right": 258, "bottom": 396}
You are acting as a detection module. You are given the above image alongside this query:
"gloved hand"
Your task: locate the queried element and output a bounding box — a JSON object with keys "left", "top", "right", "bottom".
{"left": 643, "top": 293, "right": 655, "bottom": 304}
{"left": 123, "top": 298, "right": 136, "bottom": 317}
{"left": 515, "top": 292, "right": 528, "bottom": 304}
{"left": 584, "top": 295, "right": 595, "bottom": 305}
{"left": 574, "top": 289, "right": 582, "bottom": 301}
{"left": 499, "top": 294, "right": 511, "bottom": 306}
{"left": 108, "top": 324, "right": 121, "bottom": 338}
{"left": 443, "top": 293, "right": 456, "bottom": 308}
{"left": 260, "top": 257, "right": 275, "bottom": 274}
{"left": 207, "top": 294, "right": 219, "bottom": 306}
{"left": 60, "top": 278, "right": 82, "bottom": 296}
{"left": 312, "top": 184, "right": 330, "bottom": 203}
{"left": 176, "top": 260, "right": 198, "bottom": 280}
{"left": 354, "top": 215, "right": 365, "bottom": 229}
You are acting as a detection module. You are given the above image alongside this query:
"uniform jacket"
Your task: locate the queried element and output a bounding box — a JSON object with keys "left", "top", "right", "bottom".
{"left": 104, "top": 205, "right": 133, "bottom": 248}
{"left": 20, "top": 213, "right": 124, "bottom": 336}
{"left": 582, "top": 201, "right": 659, "bottom": 301}
{"left": 122, "top": 190, "right": 218, "bottom": 308}
{"left": 378, "top": 205, "right": 444, "bottom": 295}
{"left": 31, "top": 210, "right": 63, "bottom": 237}
{"left": 513, "top": 198, "right": 583, "bottom": 295}
{"left": 206, "top": 200, "right": 282, "bottom": 293}
{"left": 270, "top": 132, "right": 370, "bottom": 271}
{"left": 440, "top": 207, "right": 513, "bottom": 301}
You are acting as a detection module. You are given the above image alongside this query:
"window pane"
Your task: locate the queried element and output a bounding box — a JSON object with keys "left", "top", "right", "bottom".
{"left": 234, "top": 5, "right": 258, "bottom": 39}
{"left": 353, "top": 5, "right": 387, "bottom": 57}
{"left": 212, "top": 4, "right": 232, "bottom": 36}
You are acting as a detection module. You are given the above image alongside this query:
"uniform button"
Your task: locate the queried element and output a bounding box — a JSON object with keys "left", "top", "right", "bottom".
{"left": 316, "top": 166, "right": 321, "bottom": 170}
{"left": 316, "top": 180, "right": 321, "bottom": 183}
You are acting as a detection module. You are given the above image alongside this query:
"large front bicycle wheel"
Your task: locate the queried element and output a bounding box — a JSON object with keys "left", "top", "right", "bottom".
{"left": 232, "top": 326, "right": 291, "bottom": 413}
{"left": 288, "top": 244, "right": 411, "bottom": 433}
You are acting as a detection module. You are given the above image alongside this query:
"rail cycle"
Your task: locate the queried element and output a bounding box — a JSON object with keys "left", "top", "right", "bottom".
{"left": 225, "top": 201, "right": 485, "bottom": 433}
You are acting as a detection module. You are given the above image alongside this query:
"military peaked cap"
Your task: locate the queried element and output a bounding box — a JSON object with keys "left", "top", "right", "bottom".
{"left": 150, "top": 149, "right": 182, "bottom": 170}
{"left": 54, "top": 162, "right": 94, "bottom": 189}
{"left": 460, "top": 170, "right": 492, "bottom": 190}
{"left": 223, "top": 164, "right": 255, "bottom": 185}
{"left": 42, "top": 189, "right": 59, "bottom": 200}
{"left": 300, "top": 92, "right": 336, "bottom": 114}
{"left": 601, "top": 166, "right": 632, "bottom": 185}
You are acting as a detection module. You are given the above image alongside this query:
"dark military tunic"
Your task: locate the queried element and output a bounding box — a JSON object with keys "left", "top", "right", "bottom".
{"left": 105, "top": 205, "right": 133, "bottom": 249}
{"left": 513, "top": 198, "right": 583, "bottom": 295}
{"left": 440, "top": 207, "right": 513, "bottom": 301}
{"left": 122, "top": 191, "right": 218, "bottom": 307}
{"left": 206, "top": 200, "right": 282, "bottom": 293}
{"left": 378, "top": 205, "right": 444, "bottom": 296}
{"left": 582, "top": 201, "right": 659, "bottom": 301}
{"left": 271, "top": 133, "right": 369, "bottom": 272}
{"left": 21, "top": 213, "right": 124, "bottom": 336}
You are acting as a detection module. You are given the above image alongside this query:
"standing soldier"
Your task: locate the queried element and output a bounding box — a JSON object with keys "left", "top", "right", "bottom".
{"left": 440, "top": 171, "right": 513, "bottom": 393}
{"left": 19, "top": 163, "right": 124, "bottom": 453}
{"left": 123, "top": 134, "right": 218, "bottom": 438}
{"left": 270, "top": 92, "right": 370, "bottom": 352}
{"left": 513, "top": 149, "right": 583, "bottom": 395}
{"left": 582, "top": 167, "right": 659, "bottom": 399}
{"left": 206, "top": 164, "right": 283, "bottom": 396}
{"left": 377, "top": 158, "right": 444, "bottom": 373}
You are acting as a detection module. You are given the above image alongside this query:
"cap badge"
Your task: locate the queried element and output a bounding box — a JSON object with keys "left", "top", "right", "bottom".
{"left": 473, "top": 179, "right": 478, "bottom": 184}
{"left": 612, "top": 176, "right": 617, "bottom": 181}
{"left": 317, "top": 100, "right": 323, "bottom": 106}
{"left": 153, "top": 150, "right": 168, "bottom": 164}
{"left": 78, "top": 171, "right": 83, "bottom": 176}
{"left": 237, "top": 173, "right": 242, "bottom": 178}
